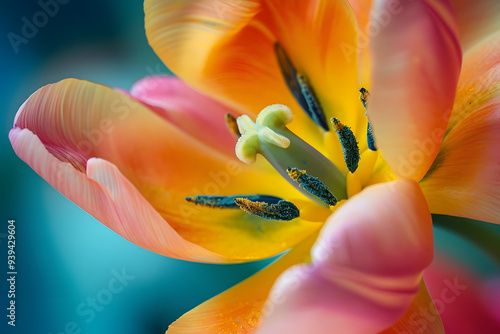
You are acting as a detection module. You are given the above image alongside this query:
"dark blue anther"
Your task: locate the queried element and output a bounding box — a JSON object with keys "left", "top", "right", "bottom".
{"left": 287, "top": 167, "right": 337, "bottom": 206}
{"left": 367, "top": 122, "right": 377, "bottom": 151}
{"left": 234, "top": 198, "right": 300, "bottom": 221}
{"left": 331, "top": 117, "right": 360, "bottom": 173}
{"left": 185, "top": 194, "right": 282, "bottom": 209}
{"left": 359, "top": 87, "right": 377, "bottom": 151}
{"left": 275, "top": 43, "right": 329, "bottom": 131}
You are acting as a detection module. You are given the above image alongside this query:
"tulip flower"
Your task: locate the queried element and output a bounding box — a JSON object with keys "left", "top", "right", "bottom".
{"left": 9, "top": 0, "right": 499, "bottom": 333}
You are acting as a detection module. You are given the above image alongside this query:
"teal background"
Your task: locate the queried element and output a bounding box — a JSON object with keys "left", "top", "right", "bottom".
{"left": 0, "top": 0, "right": 273, "bottom": 333}
{"left": 0, "top": 1, "right": 499, "bottom": 333}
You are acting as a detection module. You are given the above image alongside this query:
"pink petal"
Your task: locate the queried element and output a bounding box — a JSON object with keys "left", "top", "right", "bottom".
{"left": 424, "top": 253, "right": 500, "bottom": 333}
{"left": 128, "top": 75, "right": 238, "bottom": 156}
{"left": 9, "top": 127, "right": 224, "bottom": 262}
{"left": 369, "top": 0, "right": 462, "bottom": 181}
{"left": 258, "top": 180, "right": 434, "bottom": 334}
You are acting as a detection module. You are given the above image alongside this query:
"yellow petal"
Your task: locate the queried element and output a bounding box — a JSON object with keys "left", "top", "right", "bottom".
{"left": 145, "top": 0, "right": 361, "bottom": 148}
{"left": 11, "top": 78, "right": 317, "bottom": 261}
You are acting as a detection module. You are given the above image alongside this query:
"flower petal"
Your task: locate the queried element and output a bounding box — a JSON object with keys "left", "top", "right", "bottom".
{"left": 127, "top": 75, "right": 238, "bottom": 156}
{"left": 9, "top": 128, "right": 223, "bottom": 262}
{"left": 145, "top": 0, "right": 362, "bottom": 147}
{"left": 445, "top": 30, "right": 500, "bottom": 133}
{"left": 380, "top": 279, "right": 445, "bottom": 334}
{"left": 166, "top": 233, "right": 318, "bottom": 333}
{"left": 451, "top": 0, "right": 500, "bottom": 51}
{"left": 369, "top": 0, "right": 462, "bottom": 181}
{"left": 420, "top": 100, "right": 500, "bottom": 224}
{"left": 10, "top": 78, "right": 317, "bottom": 261}
{"left": 420, "top": 32, "right": 500, "bottom": 224}
{"left": 257, "top": 180, "right": 434, "bottom": 334}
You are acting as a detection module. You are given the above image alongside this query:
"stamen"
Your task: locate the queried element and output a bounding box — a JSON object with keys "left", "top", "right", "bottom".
{"left": 234, "top": 198, "right": 300, "bottom": 221}
{"left": 185, "top": 194, "right": 283, "bottom": 209}
{"left": 225, "top": 113, "right": 241, "bottom": 137}
{"left": 331, "top": 118, "right": 360, "bottom": 173}
{"left": 359, "top": 87, "right": 370, "bottom": 115}
{"left": 359, "top": 87, "right": 377, "bottom": 151}
{"left": 367, "top": 122, "right": 377, "bottom": 151}
{"left": 286, "top": 167, "right": 337, "bottom": 206}
{"left": 296, "top": 74, "right": 329, "bottom": 131}
{"left": 235, "top": 105, "right": 347, "bottom": 202}
{"left": 275, "top": 43, "right": 329, "bottom": 131}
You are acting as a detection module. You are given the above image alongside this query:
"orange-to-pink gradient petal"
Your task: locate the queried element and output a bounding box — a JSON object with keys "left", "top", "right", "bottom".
{"left": 126, "top": 75, "right": 238, "bottom": 157}
{"left": 451, "top": 0, "right": 500, "bottom": 51}
{"left": 257, "top": 180, "right": 436, "bottom": 334}
{"left": 9, "top": 128, "right": 223, "bottom": 262}
{"left": 369, "top": 0, "right": 462, "bottom": 181}
{"left": 145, "top": 0, "right": 363, "bottom": 149}
{"left": 10, "top": 78, "right": 316, "bottom": 262}
{"left": 420, "top": 32, "right": 500, "bottom": 225}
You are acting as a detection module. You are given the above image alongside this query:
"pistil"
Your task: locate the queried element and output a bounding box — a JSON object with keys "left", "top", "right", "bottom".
{"left": 235, "top": 104, "right": 347, "bottom": 204}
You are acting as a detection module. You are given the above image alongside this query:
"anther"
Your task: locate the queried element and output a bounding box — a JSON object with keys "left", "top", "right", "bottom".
{"left": 359, "top": 87, "right": 377, "bottom": 151}
{"left": 225, "top": 113, "right": 241, "bottom": 137}
{"left": 234, "top": 198, "right": 300, "bottom": 221}
{"left": 367, "top": 122, "right": 376, "bottom": 151}
{"left": 296, "top": 74, "right": 329, "bottom": 131}
{"left": 331, "top": 118, "right": 360, "bottom": 173}
{"left": 275, "top": 43, "right": 329, "bottom": 131}
{"left": 359, "top": 87, "right": 370, "bottom": 115}
{"left": 286, "top": 167, "right": 337, "bottom": 206}
{"left": 185, "top": 194, "right": 283, "bottom": 209}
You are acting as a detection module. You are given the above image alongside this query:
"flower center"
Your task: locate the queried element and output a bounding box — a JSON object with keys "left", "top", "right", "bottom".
{"left": 185, "top": 44, "right": 379, "bottom": 222}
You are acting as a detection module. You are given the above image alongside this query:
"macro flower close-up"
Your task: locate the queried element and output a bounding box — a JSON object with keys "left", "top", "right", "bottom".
{"left": 5, "top": 0, "right": 500, "bottom": 333}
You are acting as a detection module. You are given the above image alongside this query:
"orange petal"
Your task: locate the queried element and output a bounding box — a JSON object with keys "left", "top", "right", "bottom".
{"left": 445, "top": 30, "right": 500, "bottom": 133}
{"left": 348, "top": 0, "right": 372, "bottom": 87}
{"left": 420, "top": 95, "right": 500, "bottom": 225}
{"left": 451, "top": 0, "right": 500, "bottom": 51}
{"left": 257, "top": 180, "right": 434, "bottom": 334}
{"left": 10, "top": 79, "right": 315, "bottom": 261}
{"left": 166, "top": 232, "right": 318, "bottom": 333}
{"left": 145, "top": 0, "right": 361, "bottom": 148}
{"left": 369, "top": 0, "right": 462, "bottom": 181}
{"left": 9, "top": 128, "right": 223, "bottom": 262}
{"left": 420, "top": 31, "right": 500, "bottom": 225}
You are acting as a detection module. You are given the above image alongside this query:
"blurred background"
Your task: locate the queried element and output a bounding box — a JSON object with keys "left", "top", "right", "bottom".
{"left": 0, "top": 0, "right": 499, "bottom": 333}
